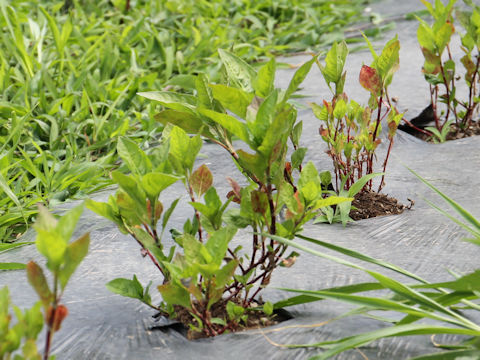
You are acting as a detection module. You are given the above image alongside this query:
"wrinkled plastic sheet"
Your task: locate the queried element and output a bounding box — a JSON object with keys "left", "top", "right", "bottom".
{"left": 2, "top": 2, "right": 480, "bottom": 359}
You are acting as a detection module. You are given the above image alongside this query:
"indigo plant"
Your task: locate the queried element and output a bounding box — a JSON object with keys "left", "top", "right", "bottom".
{"left": 415, "top": 0, "right": 480, "bottom": 141}
{"left": 312, "top": 36, "right": 401, "bottom": 194}
{"left": 87, "top": 50, "right": 350, "bottom": 338}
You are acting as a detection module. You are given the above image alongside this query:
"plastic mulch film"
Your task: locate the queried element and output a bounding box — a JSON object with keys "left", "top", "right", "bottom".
{"left": 1, "top": 2, "right": 480, "bottom": 359}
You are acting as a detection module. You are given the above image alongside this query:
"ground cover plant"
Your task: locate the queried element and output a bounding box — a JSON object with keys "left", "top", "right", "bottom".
{"left": 271, "top": 171, "right": 480, "bottom": 359}
{"left": 86, "top": 51, "right": 351, "bottom": 338}
{"left": 1, "top": 204, "right": 90, "bottom": 360}
{"left": 0, "top": 0, "right": 377, "bottom": 244}
{"left": 401, "top": 0, "right": 480, "bottom": 142}
{"left": 311, "top": 36, "right": 405, "bottom": 223}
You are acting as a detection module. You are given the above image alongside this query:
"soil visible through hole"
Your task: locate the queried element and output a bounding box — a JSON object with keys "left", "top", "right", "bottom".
{"left": 350, "top": 190, "right": 408, "bottom": 220}
{"left": 152, "top": 299, "right": 293, "bottom": 340}
{"left": 399, "top": 120, "right": 480, "bottom": 142}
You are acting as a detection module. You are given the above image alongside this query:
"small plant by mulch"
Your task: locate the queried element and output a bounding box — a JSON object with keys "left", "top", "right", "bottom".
{"left": 399, "top": 120, "right": 480, "bottom": 142}
{"left": 349, "top": 190, "right": 410, "bottom": 220}
{"left": 153, "top": 300, "right": 292, "bottom": 340}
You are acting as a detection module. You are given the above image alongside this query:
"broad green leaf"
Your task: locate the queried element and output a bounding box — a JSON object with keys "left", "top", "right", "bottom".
{"left": 205, "top": 226, "right": 237, "bottom": 266}
{"left": 199, "top": 109, "right": 250, "bottom": 144}
{"left": 141, "top": 172, "right": 180, "bottom": 200}
{"left": 158, "top": 281, "right": 191, "bottom": 309}
{"left": 56, "top": 204, "right": 84, "bottom": 243}
{"left": 138, "top": 91, "right": 197, "bottom": 114}
{"left": 319, "top": 41, "right": 348, "bottom": 92}
{"left": 106, "top": 275, "right": 144, "bottom": 300}
{"left": 237, "top": 150, "right": 267, "bottom": 183}
{"left": 209, "top": 84, "right": 254, "bottom": 118}
{"left": 282, "top": 56, "right": 316, "bottom": 104}
{"left": 58, "top": 233, "right": 90, "bottom": 290}
{"left": 249, "top": 90, "right": 278, "bottom": 145}
{"left": 117, "top": 137, "right": 151, "bottom": 175}
{"left": 156, "top": 109, "right": 216, "bottom": 138}
{"left": 195, "top": 73, "right": 214, "bottom": 108}
{"left": 218, "top": 49, "right": 256, "bottom": 92}
{"left": 254, "top": 58, "right": 276, "bottom": 98}
{"left": 111, "top": 171, "right": 146, "bottom": 208}
{"left": 348, "top": 173, "right": 383, "bottom": 197}
{"left": 85, "top": 199, "right": 121, "bottom": 225}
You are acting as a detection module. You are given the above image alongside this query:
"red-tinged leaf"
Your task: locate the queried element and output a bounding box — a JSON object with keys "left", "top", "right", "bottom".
{"left": 190, "top": 164, "right": 213, "bottom": 197}
{"left": 251, "top": 190, "right": 268, "bottom": 215}
{"left": 227, "top": 177, "right": 241, "bottom": 199}
{"left": 359, "top": 65, "right": 382, "bottom": 95}
{"left": 26, "top": 261, "right": 53, "bottom": 308}
{"left": 46, "top": 305, "right": 68, "bottom": 332}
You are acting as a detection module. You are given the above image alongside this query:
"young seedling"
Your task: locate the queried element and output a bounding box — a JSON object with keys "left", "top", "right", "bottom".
{"left": 413, "top": 0, "right": 480, "bottom": 141}
{"left": 312, "top": 36, "right": 401, "bottom": 194}
{"left": 1, "top": 204, "right": 90, "bottom": 360}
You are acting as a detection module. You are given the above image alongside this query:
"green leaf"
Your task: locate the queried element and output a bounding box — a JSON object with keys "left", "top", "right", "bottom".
{"left": 319, "top": 41, "right": 348, "bottom": 93}
{"left": 168, "top": 126, "right": 203, "bottom": 173}
{"left": 56, "top": 204, "right": 84, "bottom": 243}
{"left": 195, "top": 73, "right": 214, "bottom": 108}
{"left": 111, "top": 171, "right": 146, "bottom": 208}
{"left": 117, "top": 137, "right": 151, "bottom": 175}
{"left": 106, "top": 275, "right": 144, "bottom": 300}
{"left": 205, "top": 226, "right": 237, "bottom": 266}
{"left": 263, "top": 301, "right": 274, "bottom": 316}
{"left": 282, "top": 56, "right": 316, "bottom": 105}
{"left": 199, "top": 109, "right": 251, "bottom": 144}
{"left": 209, "top": 84, "right": 254, "bottom": 118}
{"left": 58, "top": 233, "right": 90, "bottom": 290}
{"left": 218, "top": 49, "right": 256, "bottom": 92}
{"left": 348, "top": 173, "right": 383, "bottom": 197}
{"left": 250, "top": 90, "right": 278, "bottom": 145}
{"left": 310, "top": 324, "right": 480, "bottom": 360}
{"left": 254, "top": 58, "right": 276, "bottom": 98}
{"left": 408, "top": 167, "right": 480, "bottom": 231}
{"left": 26, "top": 261, "right": 52, "bottom": 308}
{"left": 158, "top": 282, "right": 191, "bottom": 309}
{"left": 411, "top": 349, "right": 480, "bottom": 360}
{"left": 0, "top": 262, "right": 26, "bottom": 270}
{"left": 85, "top": 199, "right": 121, "bottom": 226}
{"left": 0, "top": 242, "right": 34, "bottom": 253}
{"left": 155, "top": 110, "right": 215, "bottom": 139}
{"left": 141, "top": 172, "right": 180, "bottom": 201}
{"left": 138, "top": 91, "right": 197, "bottom": 113}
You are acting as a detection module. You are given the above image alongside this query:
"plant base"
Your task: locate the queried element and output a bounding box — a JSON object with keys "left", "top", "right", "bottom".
{"left": 350, "top": 191, "right": 408, "bottom": 220}
{"left": 152, "top": 300, "right": 293, "bottom": 340}
{"left": 399, "top": 120, "right": 480, "bottom": 142}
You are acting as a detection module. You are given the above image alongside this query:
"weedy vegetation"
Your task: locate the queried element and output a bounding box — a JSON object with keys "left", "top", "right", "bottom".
{"left": 0, "top": 0, "right": 377, "bottom": 244}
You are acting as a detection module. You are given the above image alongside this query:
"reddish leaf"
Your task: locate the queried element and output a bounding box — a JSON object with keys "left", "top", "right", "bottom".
{"left": 227, "top": 177, "right": 241, "bottom": 199}
{"left": 26, "top": 261, "right": 52, "bottom": 308}
{"left": 190, "top": 164, "right": 213, "bottom": 197}
{"left": 251, "top": 190, "right": 268, "bottom": 215}
{"left": 46, "top": 305, "right": 68, "bottom": 332}
{"left": 359, "top": 65, "right": 382, "bottom": 95}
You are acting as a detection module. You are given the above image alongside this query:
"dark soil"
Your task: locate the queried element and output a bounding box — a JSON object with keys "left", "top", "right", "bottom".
{"left": 350, "top": 190, "right": 409, "bottom": 220}
{"left": 152, "top": 299, "right": 292, "bottom": 340}
{"left": 398, "top": 119, "right": 480, "bottom": 142}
